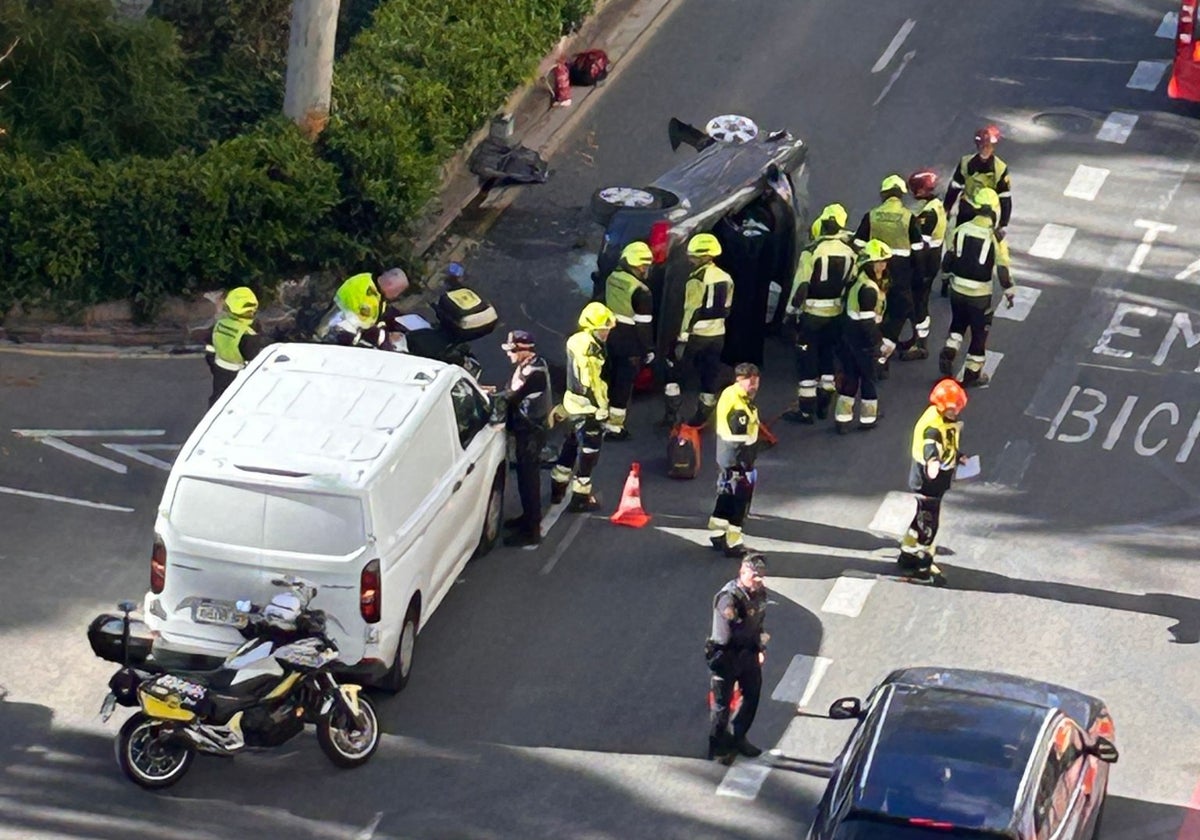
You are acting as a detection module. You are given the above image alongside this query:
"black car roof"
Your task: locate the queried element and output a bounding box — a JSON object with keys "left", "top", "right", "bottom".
{"left": 854, "top": 683, "right": 1051, "bottom": 833}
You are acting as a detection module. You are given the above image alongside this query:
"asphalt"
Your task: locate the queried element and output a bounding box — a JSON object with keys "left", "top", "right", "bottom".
{"left": 2, "top": 2, "right": 1200, "bottom": 838}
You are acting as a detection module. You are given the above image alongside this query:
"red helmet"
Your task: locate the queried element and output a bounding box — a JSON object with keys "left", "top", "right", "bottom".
{"left": 975, "top": 124, "right": 1002, "bottom": 149}
{"left": 907, "top": 169, "right": 939, "bottom": 199}
{"left": 930, "top": 378, "right": 967, "bottom": 415}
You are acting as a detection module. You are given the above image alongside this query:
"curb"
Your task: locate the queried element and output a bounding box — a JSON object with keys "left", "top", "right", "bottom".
{"left": 0, "top": 0, "right": 677, "bottom": 359}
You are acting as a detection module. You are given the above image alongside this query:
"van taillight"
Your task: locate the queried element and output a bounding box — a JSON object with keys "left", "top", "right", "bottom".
{"left": 150, "top": 537, "right": 166, "bottom": 594}
{"left": 360, "top": 559, "right": 381, "bottom": 624}
{"left": 649, "top": 221, "right": 670, "bottom": 264}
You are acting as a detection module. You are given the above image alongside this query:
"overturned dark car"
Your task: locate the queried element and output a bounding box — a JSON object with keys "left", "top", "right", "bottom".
{"left": 589, "top": 114, "right": 810, "bottom": 369}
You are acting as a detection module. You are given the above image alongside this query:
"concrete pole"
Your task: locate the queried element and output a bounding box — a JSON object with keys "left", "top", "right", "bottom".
{"left": 283, "top": 0, "right": 340, "bottom": 139}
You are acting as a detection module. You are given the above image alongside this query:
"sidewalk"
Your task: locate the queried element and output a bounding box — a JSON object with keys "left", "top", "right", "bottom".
{"left": 0, "top": 0, "right": 676, "bottom": 356}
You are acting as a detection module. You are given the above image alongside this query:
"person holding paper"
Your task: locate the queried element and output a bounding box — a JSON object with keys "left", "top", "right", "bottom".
{"left": 898, "top": 378, "right": 970, "bottom": 580}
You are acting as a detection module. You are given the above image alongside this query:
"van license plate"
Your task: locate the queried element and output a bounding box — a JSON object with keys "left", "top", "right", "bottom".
{"left": 99, "top": 692, "right": 117, "bottom": 722}
{"left": 194, "top": 603, "right": 232, "bottom": 625}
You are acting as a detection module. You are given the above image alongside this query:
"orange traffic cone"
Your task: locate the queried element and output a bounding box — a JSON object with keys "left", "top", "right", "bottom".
{"left": 610, "top": 462, "right": 651, "bottom": 528}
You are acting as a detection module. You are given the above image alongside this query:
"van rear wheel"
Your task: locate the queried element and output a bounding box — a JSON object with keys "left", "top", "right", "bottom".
{"left": 473, "top": 468, "right": 504, "bottom": 559}
{"left": 379, "top": 601, "right": 419, "bottom": 693}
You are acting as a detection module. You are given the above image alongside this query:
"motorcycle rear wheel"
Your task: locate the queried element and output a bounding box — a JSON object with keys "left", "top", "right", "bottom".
{"left": 116, "top": 712, "right": 195, "bottom": 789}
{"left": 317, "top": 693, "right": 380, "bottom": 768}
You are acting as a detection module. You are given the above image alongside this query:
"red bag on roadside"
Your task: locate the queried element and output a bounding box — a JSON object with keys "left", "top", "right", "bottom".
{"left": 569, "top": 49, "right": 610, "bottom": 86}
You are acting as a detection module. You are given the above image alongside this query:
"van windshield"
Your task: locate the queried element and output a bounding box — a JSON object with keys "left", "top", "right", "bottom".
{"left": 170, "top": 478, "right": 366, "bottom": 556}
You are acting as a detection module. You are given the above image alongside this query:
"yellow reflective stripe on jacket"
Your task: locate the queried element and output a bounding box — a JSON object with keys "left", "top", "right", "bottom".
{"left": 922, "top": 198, "right": 947, "bottom": 246}
{"left": 845, "top": 274, "right": 883, "bottom": 322}
{"left": 681, "top": 264, "right": 733, "bottom": 339}
{"left": 910, "top": 404, "right": 962, "bottom": 464}
{"left": 948, "top": 276, "right": 993, "bottom": 296}
{"left": 804, "top": 297, "right": 843, "bottom": 315}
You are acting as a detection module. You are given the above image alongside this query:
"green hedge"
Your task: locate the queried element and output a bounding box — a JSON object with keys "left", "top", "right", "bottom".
{"left": 0, "top": 0, "right": 595, "bottom": 319}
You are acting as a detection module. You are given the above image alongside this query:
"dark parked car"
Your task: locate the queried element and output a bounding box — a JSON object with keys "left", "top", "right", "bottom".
{"left": 589, "top": 114, "right": 810, "bottom": 369}
{"left": 806, "top": 668, "right": 1118, "bottom": 840}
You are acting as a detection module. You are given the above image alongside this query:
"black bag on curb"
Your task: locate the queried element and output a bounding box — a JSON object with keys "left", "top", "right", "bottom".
{"left": 434, "top": 287, "right": 499, "bottom": 343}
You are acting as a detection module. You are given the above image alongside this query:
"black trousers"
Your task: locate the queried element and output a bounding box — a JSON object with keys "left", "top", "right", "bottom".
{"left": 712, "top": 467, "right": 755, "bottom": 528}
{"left": 948, "top": 293, "right": 992, "bottom": 358}
{"left": 709, "top": 649, "right": 763, "bottom": 744}
{"left": 609, "top": 353, "right": 640, "bottom": 411}
{"left": 511, "top": 428, "right": 545, "bottom": 535}
{"left": 208, "top": 364, "right": 236, "bottom": 407}
{"left": 899, "top": 494, "right": 943, "bottom": 569}
{"left": 670, "top": 335, "right": 724, "bottom": 395}
{"left": 553, "top": 416, "right": 603, "bottom": 493}
{"left": 836, "top": 342, "right": 878, "bottom": 402}
{"left": 794, "top": 314, "right": 839, "bottom": 406}
{"left": 881, "top": 281, "right": 915, "bottom": 345}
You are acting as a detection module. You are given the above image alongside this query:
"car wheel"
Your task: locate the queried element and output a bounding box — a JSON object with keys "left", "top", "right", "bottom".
{"left": 590, "top": 186, "right": 660, "bottom": 226}
{"left": 379, "top": 600, "right": 419, "bottom": 693}
{"left": 473, "top": 468, "right": 504, "bottom": 559}
{"left": 704, "top": 114, "right": 759, "bottom": 144}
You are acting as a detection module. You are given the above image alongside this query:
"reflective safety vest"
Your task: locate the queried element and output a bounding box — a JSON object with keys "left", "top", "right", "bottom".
{"left": 791, "top": 236, "right": 856, "bottom": 317}
{"left": 865, "top": 197, "right": 921, "bottom": 256}
{"left": 680, "top": 263, "right": 734, "bottom": 339}
{"left": 960, "top": 153, "right": 1009, "bottom": 204}
{"left": 209, "top": 315, "right": 255, "bottom": 372}
{"left": 947, "top": 220, "right": 1011, "bottom": 298}
{"left": 911, "top": 404, "right": 963, "bottom": 467}
{"left": 605, "top": 269, "right": 652, "bottom": 326}
{"left": 562, "top": 329, "right": 608, "bottom": 416}
{"left": 845, "top": 271, "right": 885, "bottom": 325}
{"left": 715, "top": 383, "right": 759, "bottom": 470}
{"left": 918, "top": 198, "right": 948, "bottom": 248}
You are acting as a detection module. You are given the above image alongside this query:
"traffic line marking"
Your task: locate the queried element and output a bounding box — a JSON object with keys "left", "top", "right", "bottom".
{"left": 1029, "top": 224, "right": 1076, "bottom": 260}
{"left": 868, "top": 492, "right": 914, "bottom": 538}
{"left": 994, "top": 286, "right": 1041, "bottom": 321}
{"left": 956, "top": 350, "right": 1004, "bottom": 385}
{"left": 102, "top": 443, "right": 180, "bottom": 471}
{"left": 1063, "top": 164, "right": 1109, "bottom": 201}
{"left": 873, "top": 50, "right": 916, "bottom": 107}
{"left": 1128, "top": 219, "right": 1178, "bottom": 274}
{"left": 1127, "top": 60, "right": 1169, "bottom": 91}
{"left": 771, "top": 655, "right": 833, "bottom": 707}
{"left": 872, "top": 19, "right": 916, "bottom": 73}
{"left": 1096, "top": 112, "right": 1138, "bottom": 144}
{"left": 653, "top": 527, "right": 895, "bottom": 563}
{"left": 0, "top": 485, "right": 133, "bottom": 513}
{"left": 1158, "top": 11, "right": 1179, "bottom": 38}
{"left": 821, "top": 577, "right": 876, "bottom": 617}
{"left": 716, "top": 759, "right": 773, "bottom": 799}
{"left": 539, "top": 512, "right": 587, "bottom": 574}
{"left": 12, "top": 428, "right": 168, "bottom": 475}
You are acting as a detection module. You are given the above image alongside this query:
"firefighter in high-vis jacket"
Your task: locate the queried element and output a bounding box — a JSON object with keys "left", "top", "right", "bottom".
{"left": 783, "top": 203, "right": 857, "bottom": 424}
{"left": 663, "top": 233, "right": 734, "bottom": 429}
{"left": 854, "top": 175, "right": 925, "bottom": 377}
{"left": 898, "top": 378, "right": 969, "bottom": 580}
{"left": 205, "top": 286, "right": 267, "bottom": 406}
{"left": 552, "top": 302, "right": 616, "bottom": 512}
{"left": 902, "top": 170, "right": 948, "bottom": 359}
{"left": 943, "top": 124, "right": 1012, "bottom": 232}
{"left": 603, "top": 241, "right": 656, "bottom": 441}
{"left": 938, "top": 187, "right": 1014, "bottom": 388}
{"left": 708, "top": 363, "right": 761, "bottom": 558}
{"left": 833, "top": 241, "right": 891, "bottom": 434}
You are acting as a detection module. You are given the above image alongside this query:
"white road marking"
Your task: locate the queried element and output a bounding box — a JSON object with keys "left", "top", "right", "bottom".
{"left": 1128, "top": 219, "right": 1178, "bottom": 274}
{"left": 1158, "top": 11, "right": 1179, "bottom": 38}
{"left": 821, "top": 577, "right": 876, "bottom": 617}
{"left": 539, "top": 512, "right": 587, "bottom": 574}
{"left": 12, "top": 428, "right": 168, "bottom": 474}
{"left": 717, "top": 759, "right": 773, "bottom": 799}
{"left": 771, "top": 654, "right": 833, "bottom": 707}
{"left": 956, "top": 350, "right": 1004, "bottom": 384}
{"left": 653, "top": 526, "right": 895, "bottom": 563}
{"left": 37, "top": 437, "right": 128, "bottom": 473}
{"left": 353, "top": 811, "right": 384, "bottom": 840}
{"left": 1096, "top": 111, "right": 1138, "bottom": 143}
{"left": 102, "top": 443, "right": 180, "bottom": 471}
{"left": 873, "top": 50, "right": 916, "bottom": 107}
{"left": 867, "top": 491, "right": 914, "bottom": 537}
{"left": 539, "top": 499, "right": 568, "bottom": 539}
{"left": 1175, "top": 257, "right": 1200, "bottom": 282}
{"left": 0, "top": 485, "right": 133, "bottom": 513}
{"left": 1029, "top": 223, "right": 1076, "bottom": 260}
{"left": 872, "top": 19, "right": 916, "bottom": 73}
{"left": 1127, "top": 59, "right": 1169, "bottom": 91}
{"left": 1063, "top": 164, "right": 1109, "bottom": 201}
{"left": 994, "top": 286, "right": 1041, "bottom": 321}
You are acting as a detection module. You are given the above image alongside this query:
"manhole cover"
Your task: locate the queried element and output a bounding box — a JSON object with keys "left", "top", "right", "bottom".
{"left": 1031, "top": 111, "right": 1097, "bottom": 134}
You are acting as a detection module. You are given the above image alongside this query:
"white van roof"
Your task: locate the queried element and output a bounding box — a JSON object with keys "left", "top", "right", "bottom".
{"left": 178, "top": 343, "right": 455, "bottom": 491}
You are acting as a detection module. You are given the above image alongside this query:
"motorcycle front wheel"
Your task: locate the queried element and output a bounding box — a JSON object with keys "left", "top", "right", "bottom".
{"left": 317, "top": 693, "right": 380, "bottom": 768}
{"left": 116, "top": 712, "right": 195, "bottom": 789}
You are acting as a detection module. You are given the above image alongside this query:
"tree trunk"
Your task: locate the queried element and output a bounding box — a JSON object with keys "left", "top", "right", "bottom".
{"left": 283, "top": 0, "right": 340, "bottom": 140}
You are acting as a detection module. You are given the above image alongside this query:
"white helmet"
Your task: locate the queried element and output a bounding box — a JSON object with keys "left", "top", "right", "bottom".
{"left": 263, "top": 592, "right": 301, "bottom": 629}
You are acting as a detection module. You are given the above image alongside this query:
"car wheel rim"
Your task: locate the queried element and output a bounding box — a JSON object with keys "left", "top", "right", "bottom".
{"left": 329, "top": 702, "right": 378, "bottom": 758}
{"left": 128, "top": 722, "right": 187, "bottom": 780}
{"left": 598, "top": 187, "right": 655, "bottom": 207}
{"left": 705, "top": 114, "right": 759, "bottom": 144}
{"left": 400, "top": 620, "right": 415, "bottom": 678}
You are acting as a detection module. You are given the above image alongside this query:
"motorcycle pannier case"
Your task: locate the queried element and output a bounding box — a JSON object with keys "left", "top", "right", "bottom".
{"left": 87, "top": 612, "right": 155, "bottom": 665}
{"left": 667, "top": 423, "right": 702, "bottom": 480}
{"left": 434, "top": 287, "right": 498, "bottom": 343}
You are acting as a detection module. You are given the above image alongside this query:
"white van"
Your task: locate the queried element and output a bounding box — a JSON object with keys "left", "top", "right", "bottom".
{"left": 142, "top": 343, "right": 507, "bottom": 691}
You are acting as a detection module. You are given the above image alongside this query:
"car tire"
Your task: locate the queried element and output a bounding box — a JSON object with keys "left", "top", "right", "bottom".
{"left": 379, "top": 600, "right": 419, "bottom": 694}
{"left": 472, "top": 468, "right": 505, "bottom": 559}
{"left": 590, "top": 186, "right": 678, "bottom": 226}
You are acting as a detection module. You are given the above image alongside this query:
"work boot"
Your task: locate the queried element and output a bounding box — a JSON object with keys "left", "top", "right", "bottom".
{"left": 550, "top": 480, "right": 569, "bottom": 505}
{"left": 733, "top": 738, "right": 762, "bottom": 758}
{"left": 503, "top": 530, "right": 540, "bottom": 548}
{"left": 901, "top": 338, "right": 929, "bottom": 361}
{"left": 503, "top": 515, "right": 527, "bottom": 529}
{"left": 724, "top": 542, "right": 748, "bottom": 559}
{"left": 782, "top": 408, "right": 814, "bottom": 425}
{"left": 567, "top": 493, "right": 599, "bottom": 513}
{"left": 604, "top": 427, "right": 631, "bottom": 442}
{"left": 815, "top": 392, "right": 832, "bottom": 420}
{"left": 836, "top": 420, "right": 852, "bottom": 436}
{"left": 961, "top": 369, "right": 990, "bottom": 388}
{"left": 938, "top": 347, "right": 956, "bottom": 377}
{"left": 708, "top": 736, "right": 734, "bottom": 762}
{"left": 709, "top": 535, "right": 727, "bottom": 552}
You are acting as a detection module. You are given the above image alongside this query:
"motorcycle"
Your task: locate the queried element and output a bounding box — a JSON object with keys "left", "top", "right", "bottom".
{"left": 89, "top": 576, "right": 379, "bottom": 790}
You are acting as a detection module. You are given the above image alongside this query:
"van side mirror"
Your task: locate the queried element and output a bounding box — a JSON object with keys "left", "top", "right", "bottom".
{"left": 828, "top": 696, "right": 864, "bottom": 720}
{"left": 1089, "top": 736, "right": 1119, "bottom": 764}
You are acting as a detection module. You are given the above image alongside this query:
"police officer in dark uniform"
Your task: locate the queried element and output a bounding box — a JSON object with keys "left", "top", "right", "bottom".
{"left": 496, "top": 330, "right": 553, "bottom": 547}
{"left": 706, "top": 554, "right": 770, "bottom": 763}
